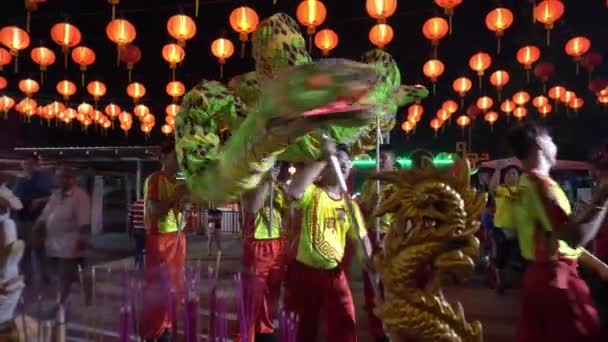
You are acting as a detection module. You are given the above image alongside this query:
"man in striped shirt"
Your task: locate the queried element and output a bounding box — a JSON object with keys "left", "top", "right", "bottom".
{"left": 128, "top": 198, "right": 145, "bottom": 271}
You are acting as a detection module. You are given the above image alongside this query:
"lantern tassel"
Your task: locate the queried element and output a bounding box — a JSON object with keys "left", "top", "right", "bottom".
{"left": 40, "top": 71, "right": 44, "bottom": 85}
{"left": 112, "top": 5, "right": 116, "bottom": 20}
{"left": 81, "top": 71, "right": 85, "bottom": 87}
{"left": 478, "top": 75, "right": 483, "bottom": 91}
{"left": 432, "top": 83, "right": 436, "bottom": 96}
{"left": 195, "top": 0, "right": 199, "bottom": 17}
{"left": 497, "top": 89, "right": 502, "bottom": 103}
{"left": 308, "top": 34, "right": 313, "bottom": 53}
{"left": 526, "top": 69, "right": 530, "bottom": 83}
{"left": 448, "top": 15, "right": 453, "bottom": 35}
{"left": 576, "top": 62, "right": 580, "bottom": 75}
{"left": 128, "top": 69, "right": 132, "bottom": 83}
{"left": 27, "top": 11, "right": 31, "bottom": 33}
{"left": 497, "top": 37, "right": 501, "bottom": 55}
{"left": 546, "top": 29, "right": 550, "bottom": 46}
{"left": 14, "top": 55, "right": 18, "bottom": 74}
{"left": 532, "top": 2, "right": 536, "bottom": 23}
{"left": 172, "top": 68, "right": 176, "bottom": 81}
{"left": 64, "top": 49, "right": 68, "bottom": 69}
{"left": 117, "top": 47, "right": 121, "bottom": 67}
{"left": 220, "top": 63, "right": 224, "bottom": 80}
{"left": 240, "top": 41, "right": 246, "bottom": 59}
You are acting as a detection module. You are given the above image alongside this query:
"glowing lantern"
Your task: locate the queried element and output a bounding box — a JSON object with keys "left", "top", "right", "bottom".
{"left": 0, "top": 26, "right": 30, "bottom": 72}
{"left": 484, "top": 111, "right": 499, "bottom": 127}
{"left": 538, "top": 103, "right": 552, "bottom": 116}
{"left": 442, "top": 100, "right": 458, "bottom": 114}
{"left": 512, "top": 91, "right": 530, "bottom": 106}
{"left": 141, "top": 124, "right": 153, "bottom": 135}
{"left": 401, "top": 120, "right": 415, "bottom": 134}
{"left": 477, "top": 96, "right": 494, "bottom": 112}
{"left": 485, "top": 8, "right": 514, "bottom": 54}
{"left": 560, "top": 90, "right": 575, "bottom": 104}
{"left": 423, "top": 59, "right": 445, "bottom": 94}
{"left": 533, "top": 61, "right": 555, "bottom": 92}
{"left": 48, "top": 101, "right": 66, "bottom": 116}
{"left": 513, "top": 106, "right": 527, "bottom": 120}
{"left": 78, "top": 102, "right": 93, "bottom": 116}
{"left": 489, "top": 70, "right": 510, "bottom": 101}
{"left": 229, "top": 6, "right": 259, "bottom": 57}
{"left": 314, "top": 29, "right": 339, "bottom": 56}
{"left": 162, "top": 43, "right": 185, "bottom": 80}
{"left": 435, "top": 0, "right": 462, "bottom": 33}
{"left": 166, "top": 81, "right": 186, "bottom": 101}
{"left": 534, "top": 0, "right": 565, "bottom": 45}
{"left": 166, "top": 104, "right": 180, "bottom": 117}
{"left": 422, "top": 17, "right": 449, "bottom": 58}
{"left": 0, "top": 77, "right": 6, "bottom": 90}
{"left": 589, "top": 80, "right": 608, "bottom": 94}
{"left": 408, "top": 104, "right": 424, "bottom": 122}
{"left": 430, "top": 118, "right": 443, "bottom": 137}
{"left": 30, "top": 46, "right": 56, "bottom": 83}
{"left": 369, "top": 24, "right": 394, "bottom": 49}
{"left": 71, "top": 46, "right": 96, "bottom": 85}
{"left": 105, "top": 103, "right": 121, "bottom": 120}
{"left": 548, "top": 86, "right": 565, "bottom": 104}
{"left": 106, "top": 19, "right": 136, "bottom": 64}
{"left": 119, "top": 44, "right": 141, "bottom": 82}
{"left": 127, "top": 82, "right": 146, "bottom": 103}
{"left": 120, "top": 120, "right": 132, "bottom": 134}
{"left": 167, "top": 14, "right": 196, "bottom": 47}
{"left": 50, "top": 22, "right": 81, "bottom": 68}
{"left": 500, "top": 99, "right": 515, "bottom": 114}
{"left": 565, "top": 36, "right": 591, "bottom": 74}
{"left": 581, "top": 52, "right": 603, "bottom": 75}
{"left": 516, "top": 45, "right": 541, "bottom": 81}
{"left": 598, "top": 95, "right": 608, "bottom": 105}
{"left": 436, "top": 109, "right": 450, "bottom": 122}
{"left": 161, "top": 124, "right": 174, "bottom": 135}
{"left": 18, "top": 78, "right": 39, "bottom": 97}
{"left": 119, "top": 111, "right": 132, "bottom": 124}
{"left": 533, "top": 95, "right": 549, "bottom": 108}
{"left": 165, "top": 115, "right": 176, "bottom": 126}
{"left": 210, "top": 38, "right": 235, "bottom": 79}
{"left": 142, "top": 113, "right": 155, "bottom": 126}
{"left": 0, "top": 48, "right": 12, "bottom": 70}
{"left": 134, "top": 104, "right": 150, "bottom": 118}
{"left": 56, "top": 80, "right": 77, "bottom": 100}
{"left": 456, "top": 115, "right": 471, "bottom": 135}
{"left": 568, "top": 97, "right": 583, "bottom": 111}
{"left": 469, "top": 52, "right": 492, "bottom": 89}
{"left": 453, "top": 77, "right": 472, "bottom": 106}
{"left": 24, "top": 0, "right": 46, "bottom": 32}
{"left": 18, "top": 98, "right": 37, "bottom": 115}
{"left": 296, "top": 0, "right": 327, "bottom": 51}
{"left": 366, "top": 0, "right": 397, "bottom": 24}
{"left": 87, "top": 81, "right": 107, "bottom": 102}
{"left": 0, "top": 95, "right": 15, "bottom": 119}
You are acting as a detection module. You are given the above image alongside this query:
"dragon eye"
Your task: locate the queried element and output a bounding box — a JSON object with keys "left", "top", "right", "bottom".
{"left": 433, "top": 201, "right": 447, "bottom": 213}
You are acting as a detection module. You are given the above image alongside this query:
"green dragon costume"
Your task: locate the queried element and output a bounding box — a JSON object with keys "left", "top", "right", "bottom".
{"left": 175, "top": 13, "right": 429, "bottom": 202}
{"left": 372, "top": 158, "right": 485, "bottom": 342}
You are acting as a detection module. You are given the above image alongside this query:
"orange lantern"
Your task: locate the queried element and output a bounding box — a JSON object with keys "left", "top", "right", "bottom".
{"left": 106, "top": 18, "right": 136, "bottom": 64}
{"left": 489, "top": 70, "right": 510, "bottom": 101}
{"left": 477, "top": 96, "right": 494, "bottom": 112}
{"left": 167, "top": 14, "right": 196, "bottom": 47}
{"left": 18, "top": 98, "right": 37, "bottom": 115}
{"left": 161, "top": 124, "right": 174, "bottom": 135}
{"left": 560, "top": 90, "right": 575, "bottom": 104}
{"left": 87, "top": 81, "right": 107, "bottom": 102}
{"left": 314, "top": 29, "right": 339, "bottom": 56}
{"left": 65, "top": 107, "right": 78, "bottom": 120}
{"left": 598, "top": 95, "right": 608, "bottom": 105}
{"left": 534, "top": 0, "right": 565, "bottom": 45}
{"left": 401, "top": 120, "right": 415, "bottom": 134}
{"left": 0, "top": 48, "right": 12, "bottom": 70}
{"left": 119, "top": 111, "right": 132, "bottom": 124}
{"left": 162, "top": 43, "right": 185, "bottom": 80}
{"left": 119, "top": 44, "right": 141, "bottom": 82}
{"left": 210, "top": 38, "right": 235, "bottom": 79}
{"left": 120, "top": 120, "right": 132, "bottom": 134}
{"left": 568, "top": 97, "right": 584, "bottom": 111}
{"left": 0, "top": 76, "right": 6, "bottom": 90}
{"left": 296, "top": 0, "right": 327, "bottom": 51}
{"left": 408, "top": 104, "right": 424, "bottom": 122}
{"left": 165, "top": 115, "right": 176, "bottom": 126}
{"left": 134, "top": 104, "right": 150, "bottom": 118}
{"left": 422, "top": 17, "right": 449, "bottom": 58}
{"left": 453, "top": 77, "right": 472, "bottom": 106}
{"left": 423, "top": 59, "right": 445, "bottom": 94}
{"left": 538, "top": 103, "right": 552, "bottom": 116}
{"left": 141, "top": 124, "right": 153, "bottom": 135}
{"left": 30, "top": 46, "right": 56, "bottom": 83}
{"left": 430, "top": 118, "right": 443, "bottom": 137}
{"left": 516, "top": 45, "right": 541, "bottom": 82}
{"left": 18, "top": 78, "right": 39, "bottom": 97}
{"left": 48, "top": 101, "right": 66, "bottom": 116}
{"left": 229, "top": 6, "right": 259, "bottom": 58}
{"left": 166, "top": 104, "right": 180, "bottom": 117}
{"left": 456, "top": 115, "right": 471, "bottom": 135}
{"left": 369, "top": 23, "right": 394, "bottom": 49}
{"left": 565, "top": 36, "right": 591, "bottom": 74}
{"left": 442, "top": 100, "right": 459, "bottom": 115}
{"left": 513, "top": 91, "right": 530, "bottom": 106}
{"left": 548, "top": 86, "right": 566, "bottom": 104}
{"left": 469, "top": 52, "right": 492, "bottom": 89}
{"left": 366, "top": 0, "right": 397, "bottom": 24}
{"left": 127, "top": 82, "right": 146, "bottom": 103}
{"left": 532, "top": 95, "right": 549, "bottom": 108}
{"left": 513, "top": 106, "right": 528, "bottom": 120}
{"left": 484, "top": 111, "right": 499, "bottom": 128}
{"left": 142, "top": 113, "right": 155, "bottom": 126}
{"left": 485, "top": 8, "right": 514, "bottom": 54}
{"left": 501, "top": 99, "right": 515, "bottom": 114}
{"left": 78, "top": 102, "right": 93, "bottom": 116}
{"left": 56, "top": 80, "right": 77, "bottom": 100}
{"left": 50, "top": 22, "right": 81, "bottom": 68}
{"left": 0, "top": 26, "right": 30, "bottom": 72}
{"left": 0, "top": 95, "right": 15, "bottom": 119}
{"left": 435, "top": 0, "right": 462, "bottom": 34}
{"left": 166, "top": 81, "right": 186, "bottom": 101}
{"left": 105, "top": 103, "right": 121, "bottom": 120}
{"left": 71, "top": 46, "right": 96, "bottom": 85}
{"left": 437, "top": 109, "right": 451, "bottom": 122}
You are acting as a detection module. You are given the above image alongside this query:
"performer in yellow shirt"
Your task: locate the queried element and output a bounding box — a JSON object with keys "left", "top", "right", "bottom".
{"left": 284, "top": 140, "right": 371, "bottom": 342}
{"left": 240, "top": 162, "right": 287, "bottom": 342}
{"left": 508, "top": 123, "right": 608, "bottom": 342}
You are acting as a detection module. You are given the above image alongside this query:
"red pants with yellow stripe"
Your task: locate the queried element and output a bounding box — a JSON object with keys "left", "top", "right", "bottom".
{"left": 284, "top": 260, "right": 357, "bottom": 342}
{"left": 517, "top": 258, "right": 601, "bottom": 342}
{"left": 140, "top": 232, "right": 186, "bottom": 339}
{"left": 242, "top": 237, "right": 286, "bottom": 340}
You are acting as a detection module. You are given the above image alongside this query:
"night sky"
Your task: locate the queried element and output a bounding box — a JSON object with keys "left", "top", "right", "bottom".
{"left": 1, "top": 0, "right": 608, "bottom": 160}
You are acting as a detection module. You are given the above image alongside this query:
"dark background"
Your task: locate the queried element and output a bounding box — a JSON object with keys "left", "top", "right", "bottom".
{"left": 1, "top": 0, "right": 607, "bottom": 160}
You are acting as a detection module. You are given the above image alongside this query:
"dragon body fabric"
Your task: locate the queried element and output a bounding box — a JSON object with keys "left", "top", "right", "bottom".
{"left": 372, "top": 159, "right": 486, "bottom": 342}
{"left": 175, "top": 13, "right": 428, "bottom": 203}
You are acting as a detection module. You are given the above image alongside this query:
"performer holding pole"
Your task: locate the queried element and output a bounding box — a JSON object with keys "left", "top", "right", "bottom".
{"left": 284, "top": 137, "right": 372, "bottom": 342}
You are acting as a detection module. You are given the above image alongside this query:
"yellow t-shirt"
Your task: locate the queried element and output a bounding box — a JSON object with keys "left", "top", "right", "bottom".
{"left": 295, "top": 184, "right": 367, "bottom": 270}
{"left": 513, "top": 174, "right": 582, "bottom": 261}
{"left": 494, "top": 184, "right": 518, "bottom": 229}
{"left": 253, "top": 185, "right": 284, "bottom": 240}
{"left": 360, "top": 179, "right": 395, "bottom": 233}
{"left": 144, "top": 171, "right": 184, "bottom": 234}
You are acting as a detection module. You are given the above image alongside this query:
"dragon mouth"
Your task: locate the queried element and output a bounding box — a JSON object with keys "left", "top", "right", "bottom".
{"left": 301, "top": 88, "right": 373, "bottom": 117}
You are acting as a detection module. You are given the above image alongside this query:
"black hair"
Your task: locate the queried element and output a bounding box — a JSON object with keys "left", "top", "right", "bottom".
{"left": 336, "top": 143, "right": 350, "bottom": 156}
{"left": 507, "top": 122, "right": 549, "bottom": 160}
{"left": 160, "top": 138, "right": 175, "bottom": 156}
{"left": 500, "top": 165, "right": 521, "bottom": 183}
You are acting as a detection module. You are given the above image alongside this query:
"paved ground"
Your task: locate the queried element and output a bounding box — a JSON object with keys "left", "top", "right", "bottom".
{"left": 19, "top": 233, "right": 519, "bottom": 341}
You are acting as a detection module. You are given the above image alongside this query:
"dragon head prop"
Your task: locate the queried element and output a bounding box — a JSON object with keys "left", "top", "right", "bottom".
{"left": 371, "top": 158, "right": 485, "bottom": 342}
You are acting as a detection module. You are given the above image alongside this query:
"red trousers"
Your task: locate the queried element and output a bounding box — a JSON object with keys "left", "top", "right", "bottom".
{"left": 517, "top": 258, "right": 601, "bottom": 342}
{"left": 140, "top": 232, "right": 186, "bottom": 339}
{"left": 284, "top": 261, "right": 357, "bottom": 342}
{"left": 242, "top": 237, "right": 286, "bottom": 340}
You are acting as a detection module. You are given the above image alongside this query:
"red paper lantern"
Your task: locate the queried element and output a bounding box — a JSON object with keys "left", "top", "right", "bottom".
{"left": 134, "top": 104, "right": 150, "bottom": 118}
{"left": 369, "top": 24, "right": 394, "bottom": 49}
{"left": 119, "top": 44, "right": 141, "bottom": 82}
{"left": 408, "top": 104, "right": 424, "bottom": 122}
{"left": 453, "top": 77, "right": 472, "bottom": 100}
{"left": 229, "top": 6, "right": 259, "bottom": 57}
{"left": 442, "top": 100, "right": 459, "bottom": 114}
{"left": 466, "top": 105, "right": 482, "bottom": 118}
{"left": 401, "top": 120, "right": 415, "bottom": 133}
{"left": 166, "top": 81, "right": 186, "bottom": 101}
{"left": 539, "top": 103, "right": 552, "bottom": 116}
{"left": 314, "top": 29, "right": 339, "bottom": 56}
{"left": 161, "top": 124, "right": 174, "bottom": 135}
{"left": 366, "top": 0, "right": 398, "bottom": 23}
{"left": 422, "top": 17, "right": 449, "bottom": 57}
{"left": 568, "top": 97, "right": 584, "bottom": 111}
{"left": 581, "top": 52, "right": 603, "bottom": 74}
{"left": 513, "top": 106, "right": 528, "bottom": 120}
{"left": 437, "top": 108, "right": 451, "bottom": 121}
{"left": 489, "top": 70, "right": 509, "bottom": 100}
{"left": 476, "top": 96, "right": 494, "bottom": 112}
{"left": 78, "top": 102, "right": 93, "bottom": 116}
{"left": 105, "top": 103, "right": 121, "bottom": 119}
{"left": 501, "top": 99, "right": 515, "bottom": 113}
{"left": 484, "top": 111, "right": 499, "bottom": 126}
{"left": 211, "top": 38, "right": 235, "bottom": 79}
{"left": 435, "top": 0, "right": 462, "bottom": 33}
{"left": 513, "top": 91, "right": 530, "bottom": 106}
{"left": 106, "top": 19, "right": 136, "bottom": 46}
{"left": 56, "top": 80, "right": 77, "bottom": 100}
{"left": 469, "top": 52, "right": 492, "bottom": 76}
{"left": 127, "top": 82, "right": 146, "bottom": 102}
{"left": 0, "top": 47, "right": 12, "bottom": 70}
{"left": 50, "top": 22, "right": 81, "bottom": 68}
{"left": 0, "top": 76, "right": 6, "bottom": 90}
{"left": 534, "top": 0, "right": 565, "bottom": 45}
{"left": 456, "top": 115, "right": 471, "bottom": 128}
{"left": 560, "top": 90, "right": 575, "bottom": 104}
{"left": 423, "top": 59, "right": 444, "bottom": 94}
{"left": 167, "top": 14, "right": 197, "bottom": 47}
{"left": 516, "top": 45, "right": 541, "bottom": 70}
{"left": 18, "top": 78, "right": 39, "bottom": 97}
{"left": 30, "top": 46, "right": 55, "bottom": 71}
{"left": 296, "top": 0, "right": 327, "bottom": 37}
{"left": 0, "top": 26, "right": 30, "bottom": 72}
{"left": 589, "top": 79, "right": 608, "bottom": 94}
{"left": 0, "top": 95, "right": 15, "bottom": 119}
{"left": 430, "top": 118, "right": 443, "bottom": 136}
{"left": 166, "top": 104, "right": 180, "bottom": 117}
{"left": 87, "top": 81, "right": 107, "bottom": 101}
{"left": 533, "top": 95, "right": 549, "bottom": 108}
{"left": 548, "top": 86, "right": 566, "bottom": 101}
{"left": 485, "top": 8, "right": 514, "bottom": 53}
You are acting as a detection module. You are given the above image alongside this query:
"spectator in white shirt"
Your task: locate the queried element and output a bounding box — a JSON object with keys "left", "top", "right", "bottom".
{"left": 33, "top": 165, "right": 92, "bottom": 305}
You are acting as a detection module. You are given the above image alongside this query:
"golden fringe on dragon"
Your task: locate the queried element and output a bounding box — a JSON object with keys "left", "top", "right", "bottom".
{"left": 372, "top": 158, "right": 486, "bottom": 342}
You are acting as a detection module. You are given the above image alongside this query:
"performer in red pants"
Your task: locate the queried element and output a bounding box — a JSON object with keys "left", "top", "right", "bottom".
{"left": 284, "top": 141, "right": 372, "bottom": 342}
{"left": 507, "top": 123, "right": 608, "bottom": 342}
{"left": 241, "top": 163, "right": 287, "bottom": 342}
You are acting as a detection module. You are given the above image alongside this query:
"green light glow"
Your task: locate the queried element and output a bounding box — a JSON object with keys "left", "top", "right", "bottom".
{"left": 353, "top": 157, "right": 454, "bottom": 168}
